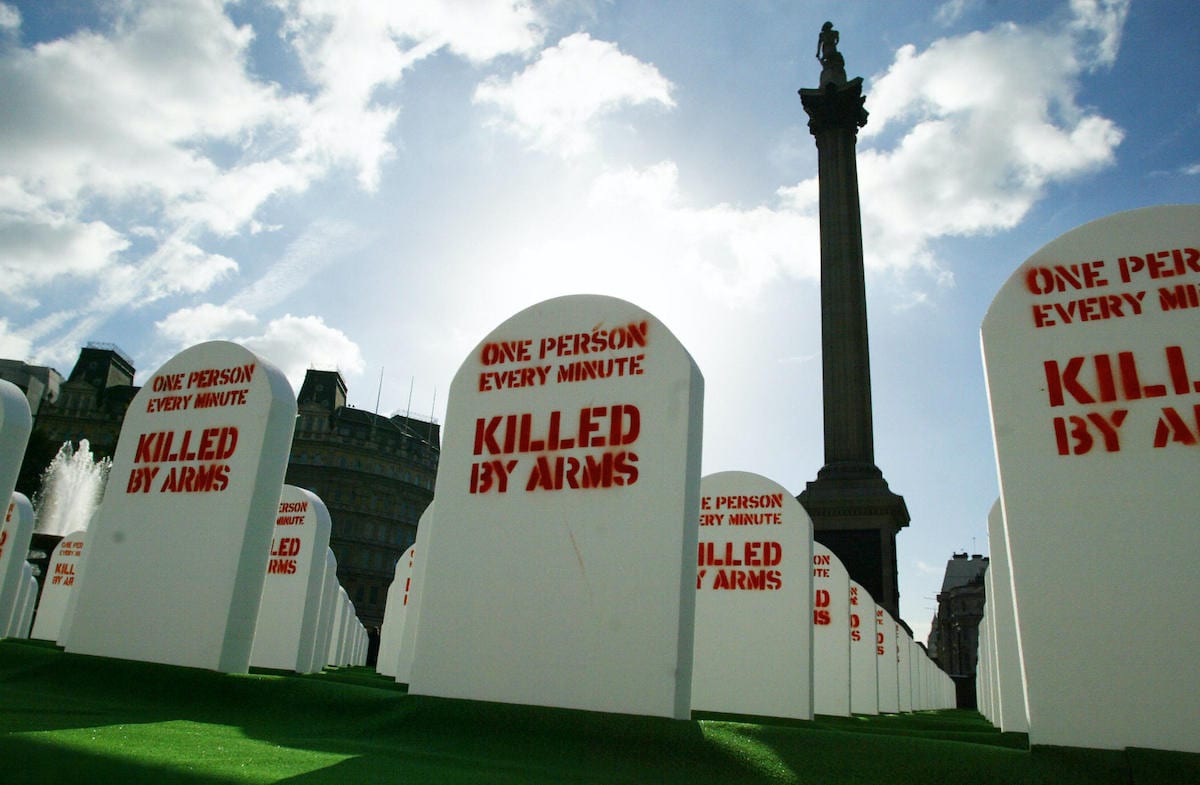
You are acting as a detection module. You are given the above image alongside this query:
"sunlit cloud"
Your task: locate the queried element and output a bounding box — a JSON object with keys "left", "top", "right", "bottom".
{"left": 156, "top": 306, "right": 364, "bottom": 392}
{"left": 849, "top": 3, "right": 1124, "bottom": 280}
{"left": 474, "top": 32, "right": 674, "bottom": 158}
{"left": 0, "top": 0, "right": 545, "bottom": 362}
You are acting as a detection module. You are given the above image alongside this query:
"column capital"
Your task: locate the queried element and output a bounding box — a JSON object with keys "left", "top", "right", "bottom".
{"left": 799, "top": 77, "right": 869, "bottom": 135}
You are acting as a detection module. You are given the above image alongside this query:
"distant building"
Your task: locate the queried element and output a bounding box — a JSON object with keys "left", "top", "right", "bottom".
{"left": 0, "top": 358, "right": 63, "bottom": 416}
{"left": 930, "top": 551, "right": 989, "bottom": 707}
{"left": 13, "top": 344, "right": 136, "bottom": 500}
{"left": 285, "top": 369, "right": 438, "bottom": 629}
{"left": 7, "top": 347, "right": 439, "bottom": 632}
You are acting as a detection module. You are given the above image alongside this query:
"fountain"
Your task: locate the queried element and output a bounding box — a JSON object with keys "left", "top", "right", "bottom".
{"left": 33, "top": 440, "right": 111, "bottom": 537}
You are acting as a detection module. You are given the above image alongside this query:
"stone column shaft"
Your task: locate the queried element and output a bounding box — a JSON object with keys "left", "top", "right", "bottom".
{"left": 814, "top": 120, "right": 874, "bottom": 469}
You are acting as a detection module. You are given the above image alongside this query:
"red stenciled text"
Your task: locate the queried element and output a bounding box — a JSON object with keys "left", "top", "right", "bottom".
{"left": 477, "top": 322, "right": 649, "bottom": 392}
{"left": 1041, "top": 345, "right": 1200, "bottom": 455}
{"left": 469, "top": 405, "right": 640, "bottom": 494}
{"left": 267, "top": 536, "right": 301, "bottom": 575}
{"left": 1025, "top": 248, "right": 1200, "bottom": 328}
{"left": 276, "top": 499, "right": 309, "bottom": 526}
{"left": 814, "top": 588, "right": 832, "bottom": 625}
{"left": 145, "top": 364, "right": 255, "bottom": 414}
{"left": 125, "top": 426, "right": 238, "bottom": 494}
{"left": 696, "top": 540, "right": 783, "bottom": 591}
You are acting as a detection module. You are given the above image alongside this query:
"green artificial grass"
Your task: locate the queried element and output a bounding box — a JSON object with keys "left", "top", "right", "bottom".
{"left": 1, "top": 639, "right": 1197, "bottom": 784}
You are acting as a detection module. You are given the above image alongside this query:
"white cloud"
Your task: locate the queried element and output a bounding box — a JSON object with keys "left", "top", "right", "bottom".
{"left": 275, "top": 0, "right": 545, "bottom": 188}
{"left": 474, "top": 32, "right": 675, "bottom": 158}
{"left": 155, "top": 304, "right": 259, "bottom": 346}
{"left": 240, "top": 314, "right": 366, "bottom": 390}
{"left": 847, "top": 10, "right": 1124, "bottom": 278}
{"left": 0, "top": 211, "right": 128, "bottom": 296}
{"left": 483, "top": 161, "right": 817, "bottom": 321}
{"left": 227, "top": 219, "right": 364, "bottom": 313}
{"left": 155, "top": 307, "right": 364, "bottom": 392}
{"left": 934, "top": 0, "right": 973, "bottom": 26}
{"left": 1068, "top": 0, "right": 1130, "bottom": 68}
{"left": 0, "top": 3, "right": 19, "bottom": 31}
{"left": 1, "top": 0, "right": 543, "bottom": 362}
{"left": 0, "top": 319, "right": 32, "bottom": 359}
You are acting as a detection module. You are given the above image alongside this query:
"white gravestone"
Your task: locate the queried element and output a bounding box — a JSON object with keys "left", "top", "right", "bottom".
{"left": 251, "top": 486, "right": 332, "bottom": 673}
{"left": 0, "top": 381, "right": 32, "bottom": 516}
{"left": 875, "top": 607, "right": 900, "bottom": 713}
{"left": 812, "top": 542, "right": 850, "bottom": 716}
{"left": 13, "top": 563, "right": 35, "bottom": 638}
{"left": 30, "top": 530, "right": 86, "bottom": 641}
{"left": 376, "top": 545, "right": 417, "bottom": 679}
{"left": 985, "top": 500, "right": 1029, "bottom": 732}
{"left": 981, "top": 572, "right": 998, "bottom": 723}
{"left": 982, "top": 205, "right": 1200, "bottom": 752}
{"left": 395, "top": 505, "right": 434, "bottom": 685}
{"left": 897, "top": 626, "right": 913, "bottom": 713}
{"left": 313, "top": 549, "right": 339, "bottom": 670}
{"left": 909, "top": 638, "right": 926, "bottom": 711}
{"left": 691, "top": 471, "right": 814, "bottom": 720}
{"left": 328, "top": 587, "right": 351, "bottom": 667}
{"left": 295, "top": 546, "right": 330, "bottom": 675}
{"left": 326, "top": 586, "right": 346, "bottom": 667}
{"left": 848, "top": 580, "right": 879, "bottom": 715}
{"left": 66, "top": 341, "right": 296, "bottom": 672}
{"left": 977, "top": 602, "right": 994, "bottom": 721}
{"left": 409, "top": 295, "right": 705, "bottom": 719}
{"left": 0, "top": 493, "right": 34, "bottom": 637}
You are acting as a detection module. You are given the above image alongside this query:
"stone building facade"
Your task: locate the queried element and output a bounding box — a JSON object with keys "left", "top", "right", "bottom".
{"left": 285, "top": 370, "right": 438, "bottom": 628}
{"left": 929, "top": 551, "right": 989, "bottom": 707}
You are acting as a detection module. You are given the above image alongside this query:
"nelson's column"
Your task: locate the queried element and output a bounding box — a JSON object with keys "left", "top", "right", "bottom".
{"left": 797, "top": 22, "right": 909, "bottom": 620}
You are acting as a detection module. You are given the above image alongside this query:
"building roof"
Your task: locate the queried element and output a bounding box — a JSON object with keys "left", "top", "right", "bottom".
{"left": 939, "top": 553, "right": 989, "bottom": 593}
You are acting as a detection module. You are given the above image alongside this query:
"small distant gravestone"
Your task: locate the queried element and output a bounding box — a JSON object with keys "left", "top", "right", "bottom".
{"left": 376, "top": 544, "right": 416, "bottom": 679}
{"left": 897, "top": 625, "right": 913, "bottom": 712}
{"left": 312, "top": 549, "right": 339, "bottom": 670}
{"left": 848, "top": 580, "right": 878, "bottom": 714}
{"left": 395, "top": 505, "right": 434, "bottom": 685}
{"left": 982, "top": 205, "right": 1200, "bottom": 752}
{"left": 12, "top": 563, "right": 35, "bottom": 638}
{"left": 0, "top": 380, "right": 31, "bottom": 514}
{"left": 0, "top": 493, "right": 34, "bottom": 637}
{"left": 0, "top": 381, "right": 32, "bottom": 639}
{"left": 250, "top": 486, "right": 332, "bottom": 673}
{"left": 691, "top": 471, "right": 814, "bottom": 720}
{"left": 812, "top": 542, "right": 850, "bottom": 716}
{"left": 328, "top": 586, "right": 352, "bottom": 667}
{"left": 66, "top": 341, "right": 296, "bottom": 672}
{"left": 875, "top": 606, "right": 900, "bottom": 713}
{"left": 985, "top": 500, "right": 1028, "bottom": 732}
{"left": 30, "top": 530, "right": 86, "bottom": 641}
{"left": 409, "top": 295, "right": 704, "bottom": 718}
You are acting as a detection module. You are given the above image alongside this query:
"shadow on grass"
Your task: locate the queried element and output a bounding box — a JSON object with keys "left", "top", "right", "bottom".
{"left": 1, "top": 734, "right": 248, "bottom": 785}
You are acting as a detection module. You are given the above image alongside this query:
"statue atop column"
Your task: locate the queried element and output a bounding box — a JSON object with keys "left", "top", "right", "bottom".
{"left": 816, "top": 21, "right": 847, "bottom": 88}
{"left": 798, "top": 20, "right": 908, "bottom": 619}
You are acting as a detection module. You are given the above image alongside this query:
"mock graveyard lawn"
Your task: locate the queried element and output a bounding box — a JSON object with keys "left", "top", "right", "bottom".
{"left": 1, "top": 640, "right": 1197, "bottom": 785}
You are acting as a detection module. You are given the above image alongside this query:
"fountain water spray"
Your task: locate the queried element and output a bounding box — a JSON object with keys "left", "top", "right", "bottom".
{"left": 33, "top": 440, "right": 111, "bottom": 537}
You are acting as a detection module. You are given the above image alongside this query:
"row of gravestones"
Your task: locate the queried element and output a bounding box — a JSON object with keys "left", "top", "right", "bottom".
{"left": 363, "top": 293, "right": 953, "bottom": 719}
{"left": 375, "top": 204, "right": 1196, "bottom": 747}
{"left": 978, "top": 205, "right": 1199, "bottom": 753}
{"left": 0, "top": 349, "right": 368, "bottom": 673}
{"left": 376, "top": 493, "right": 954, "bottom": 718}
{"left": 1, "top": 204, "right": 1192, "bottom": 750}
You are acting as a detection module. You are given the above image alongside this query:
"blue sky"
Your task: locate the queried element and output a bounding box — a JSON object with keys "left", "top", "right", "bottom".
{"left": 2, "top": 0, "right": 1197, "bottom": 643}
